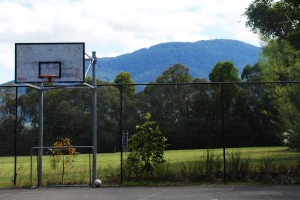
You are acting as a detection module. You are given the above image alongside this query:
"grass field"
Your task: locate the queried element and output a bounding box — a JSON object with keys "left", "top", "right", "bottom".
{"left": 0, "top": 146, "right": 299, "bottom": 187}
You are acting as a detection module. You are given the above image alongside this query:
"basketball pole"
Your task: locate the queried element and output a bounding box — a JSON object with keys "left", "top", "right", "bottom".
{"left": 38, "top": 83, "right": 43, "bottom": 187}
{"left": 92, "top": 51, "right": 97, "bottom": 185}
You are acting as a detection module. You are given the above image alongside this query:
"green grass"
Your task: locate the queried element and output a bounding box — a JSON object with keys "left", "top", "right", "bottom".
{"left": 0, "top": 146, "right": 299, "bottom": 187}
{"left": 164, "top": 146, "right": 299, "bottom": 163}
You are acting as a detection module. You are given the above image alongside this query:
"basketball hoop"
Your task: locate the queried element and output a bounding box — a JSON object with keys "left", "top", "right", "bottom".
{"left": 38, "top": 75, "right": 58, "bottom": 83}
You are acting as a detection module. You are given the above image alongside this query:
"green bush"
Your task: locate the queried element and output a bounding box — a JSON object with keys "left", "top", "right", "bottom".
{"left": 126, "top": 113, "right": 169, "bottom": 180}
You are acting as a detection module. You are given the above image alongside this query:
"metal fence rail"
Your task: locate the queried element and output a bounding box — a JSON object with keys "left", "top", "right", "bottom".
{"left": 0, "top": 82, "right": 300, "bottom": 187}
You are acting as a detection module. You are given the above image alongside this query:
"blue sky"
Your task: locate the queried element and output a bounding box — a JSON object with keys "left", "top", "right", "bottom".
{"left": 0, "top": 0, "right": 260, "bottom": 84}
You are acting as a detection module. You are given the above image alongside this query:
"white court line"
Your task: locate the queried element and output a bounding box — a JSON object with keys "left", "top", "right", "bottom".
{"left": 138, "top": 190, "right": 168, "bottom": 200}
{"left": 289, "top": 191, "right": 300, "bottom": 199}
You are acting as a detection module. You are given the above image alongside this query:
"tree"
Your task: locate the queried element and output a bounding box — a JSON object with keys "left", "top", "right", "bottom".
{"left": 258, "top": 38, "right": 300, "bottom": 149}
{"left": 244, "top": 0, "right": 300, "bottom": 146}
{"left": 0, "top": 84, "right": 18, "bottom": 156}
{"left": 114, "top": 72, "right": 136, "bottom": 99}
{"left": 241, "top": 63, "right": 261, "bottom": 81}
{"left": 133, "top": 64, "right": 198, "bottom": 151}
{"left": 156, "top": 63, "right": 193, "bottom": 83}
{"left": 85, "top": 76, "right": 107, "bottom": 84}
{"left": 154, "top": 63, "right": 194, "bottom": 123}
{"left": 209, "top": 61, "right": 241, "bottom": 131}
{"left": 259, "top": 39, "right": 300, "bottom": 82}
{"left": 244, "top": 0, "right": 300, "bottom": 50}
{"left": 209, "top": 61, "right": 241, "bottom": 82}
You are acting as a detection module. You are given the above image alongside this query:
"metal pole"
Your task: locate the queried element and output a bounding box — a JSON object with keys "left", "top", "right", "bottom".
{"left": 30, "top": 148, "right": 33, "bottom": 189}
{"left": 120, "top": 85, "right": 123, "bottom": 183}
{"left": 92, "top": 51, "right": 97, "bottom": 185}
{"left": 38, "top": 83, "right": 43, "bottom": 187}
{"left": 14, "top": 87, "right": 18, "bottom": 187}
{"left": 221, "top": 83, "right": 226, "bottom": 184}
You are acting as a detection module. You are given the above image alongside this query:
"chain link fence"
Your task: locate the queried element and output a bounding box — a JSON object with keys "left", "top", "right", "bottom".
{"left": 0, "top": 82, "right": 300, "bottom": 187}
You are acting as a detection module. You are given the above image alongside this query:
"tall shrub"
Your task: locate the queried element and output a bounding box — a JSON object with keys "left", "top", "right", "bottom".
{"left": 128, "top": 113, "right": 169, "bottom": 179}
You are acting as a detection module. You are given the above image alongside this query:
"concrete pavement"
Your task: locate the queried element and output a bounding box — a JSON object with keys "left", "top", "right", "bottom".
{"left": 1, "top": 185, "right": 300, "bottom": 200}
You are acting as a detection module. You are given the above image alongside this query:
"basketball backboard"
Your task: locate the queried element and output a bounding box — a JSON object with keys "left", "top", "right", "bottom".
{"left": 15, "top": 43, "right": 85, "bottom": 83}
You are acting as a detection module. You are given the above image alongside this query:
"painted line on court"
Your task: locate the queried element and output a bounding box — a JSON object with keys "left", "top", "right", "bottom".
{"left": 138, "top": 190, "right": 168, "bottom": 200}
{"left": 185, "top": 186, "right": 234, "bottom": 199}
{"left": 0, "top": 192, "right": 16, "bottom": 200}
{"left": 160, "top": 186, "right": 235, "bottom": 199}
{"left": 289, "top": 191, "right": 300, "bottom": 199}
{"left": 210, "top": 186, "right": 234, "bottom": 195}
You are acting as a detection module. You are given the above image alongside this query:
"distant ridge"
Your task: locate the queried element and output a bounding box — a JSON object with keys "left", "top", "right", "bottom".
{"left": 87, "top": 39, "right": 261, "bottom": 83}
{"left": 2, "top": 39, "right": 261, "bottom": 85}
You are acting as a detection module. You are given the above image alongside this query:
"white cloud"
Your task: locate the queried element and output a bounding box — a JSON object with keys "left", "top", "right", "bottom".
{"left": 0, "top": 52, "right": 14, "bottom": 69}
{"left": 97, "top": 52, "right": 120, "bottom": 58}
{"left": 106, "top": 52, "right": 121, "bottom": 57}
{"left": 0, "top": 0, "right": 261, "bottom": 83}
{"left": 0, "top": 43, "right": 15, "bottom": 70}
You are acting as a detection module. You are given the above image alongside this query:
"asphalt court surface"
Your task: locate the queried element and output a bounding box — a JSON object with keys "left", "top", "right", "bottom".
{"left": 1, "top": 185, "right": 300, "bottom": 200}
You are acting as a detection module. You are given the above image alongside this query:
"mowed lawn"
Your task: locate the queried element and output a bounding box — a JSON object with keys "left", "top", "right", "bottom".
{"left": 164, "top": 146, "right": 300, "bottom": 163}
{"left": 0, "top": 146, "right": 299, "bottom": 187}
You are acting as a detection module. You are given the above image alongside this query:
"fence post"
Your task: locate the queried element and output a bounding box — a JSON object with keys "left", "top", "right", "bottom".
{"left": 221, "top": 83, "right": 226, "bottom": 184}
{"left": 38, "top": 83, "right": 43, "bottom": 187}
{"left": 92, "top": 51, "right": 97, "bottom": 185}
{"left": 14, "top": 87, "right": 18, "bottom": 187}
{"left": 120, "top": 85, "right": 123, "bottom": 183}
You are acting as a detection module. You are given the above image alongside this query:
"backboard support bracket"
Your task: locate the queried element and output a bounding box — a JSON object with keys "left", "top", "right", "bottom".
{"left": 27, "top": 82, "right": 96, "bottom": 91}
{"left": 85, "top": 53, "right": 97, "bottom": 64}
{"left": 82, "top": 82, "right": 96, "bottom": 90}
{"left": 85, "top": 53, "right": 97, "bottom": 77}
{"left": 23, "top": 83, "right": 42, "bottom": 91}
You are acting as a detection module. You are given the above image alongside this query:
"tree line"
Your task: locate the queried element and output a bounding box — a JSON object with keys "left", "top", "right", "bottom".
{"left": 0, "top": 60, "right": 283, "bottom": 157}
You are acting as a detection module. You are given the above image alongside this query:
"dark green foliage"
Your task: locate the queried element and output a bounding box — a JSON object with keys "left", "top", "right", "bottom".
{"left": 209, "top": 61, "right": 241, "bottom": 82}
{"left": 0, "top": 77, "right": 123, "bottom": 156}
{"left": 114, "top": 72, "right": 136, "bottom": 99}
{"left": 241, "top": 63, "right": 261, "bottom": 81}
{"left": 244, "top": 0, "right": 300, "bottom": 50}
{"left": 258, "top": 39, "right": 300, "bottom": 150}
{"left": 0, "top": 76, "right": 281, "bottom": 158}
{"left": 156, "top": 63, "right": 193, "bottom": 83}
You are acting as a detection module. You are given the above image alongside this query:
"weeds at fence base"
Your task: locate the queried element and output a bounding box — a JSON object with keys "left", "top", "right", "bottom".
{"left": 121, "top": 150, "right": 300, "bottom": 185}
{"left": 1, "top": 149, "right": 299, "bottom": 188}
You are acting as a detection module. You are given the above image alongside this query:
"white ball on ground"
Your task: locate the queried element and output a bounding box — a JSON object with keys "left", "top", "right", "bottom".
{"left": 94, "top": 179, "right": 102, "bottom": 187}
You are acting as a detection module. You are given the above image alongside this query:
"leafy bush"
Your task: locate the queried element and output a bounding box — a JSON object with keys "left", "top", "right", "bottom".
{"left": 48, "top": 137, "right": 78, "bottom": 184}
{"left": 126, "top": 113, "right": 169, "bottom": 179}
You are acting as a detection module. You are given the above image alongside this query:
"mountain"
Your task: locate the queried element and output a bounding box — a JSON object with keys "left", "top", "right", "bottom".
{"left": 86, "top": 39, "right": 261, "bottom": 83}
{"left": 2, "top": 39, "right": 260, "bottom": 86}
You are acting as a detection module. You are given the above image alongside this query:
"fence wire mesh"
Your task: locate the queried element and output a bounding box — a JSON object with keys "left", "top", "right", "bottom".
{"left": 0, "top": 86, "right": 17, "bottom": 187}
{"left": 31, "top": 146, "right": 93, "bottom": 187}
{"left": 0, "top": 82, "right": 300, "bottom": 187}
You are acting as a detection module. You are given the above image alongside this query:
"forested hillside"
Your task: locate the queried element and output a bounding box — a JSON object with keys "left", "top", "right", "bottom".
{"left": 87, "top": 39, "right": 261, "bottom": 83}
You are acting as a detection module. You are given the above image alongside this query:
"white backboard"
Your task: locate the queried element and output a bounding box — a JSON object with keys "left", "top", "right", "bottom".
{"left": 15, "top": 43, "right": 85, "bottom": 83}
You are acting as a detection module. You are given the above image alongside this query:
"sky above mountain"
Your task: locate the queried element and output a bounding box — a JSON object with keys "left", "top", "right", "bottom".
{"left": 0, "top": 0, "right": 260, "bottom": 84}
